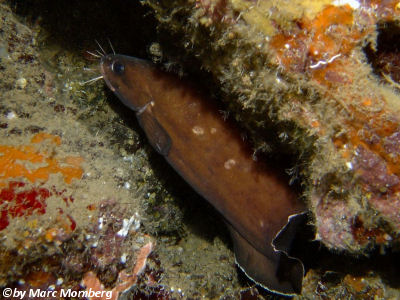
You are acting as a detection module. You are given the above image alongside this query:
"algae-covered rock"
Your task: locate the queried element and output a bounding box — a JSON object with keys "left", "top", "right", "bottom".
{"left": 3, "top": 0, "right": 400, "bottom": 297}
{"left": 0, "top": 2, "right": 159, "bottom": 294}
{"left": 143, "top": 0, "right": 400, "bottom": 254}
{"left": 0, "top": 1, "right": 249, "bottom": 298}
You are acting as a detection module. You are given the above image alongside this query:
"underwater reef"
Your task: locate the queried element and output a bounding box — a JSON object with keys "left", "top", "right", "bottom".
{"left": 2, "top": 0, "right": 400, "bottom": 298}
{"left": 143, "top": 0, "right": 400, "bottom": 254}
{"left": 0, "top": 2, "right": 163, "bottom": 298}
{"left": 0, "top": 1, "right": 243, "bottom": 298}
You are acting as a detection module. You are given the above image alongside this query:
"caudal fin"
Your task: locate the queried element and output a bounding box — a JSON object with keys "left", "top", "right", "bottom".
{"left": 227, "top": 212, "right": 307, "bottom": 295}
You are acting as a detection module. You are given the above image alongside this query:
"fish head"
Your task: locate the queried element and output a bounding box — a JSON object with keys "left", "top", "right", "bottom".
{"left": 100, "top": 54, "right": 154, "bottom": 112}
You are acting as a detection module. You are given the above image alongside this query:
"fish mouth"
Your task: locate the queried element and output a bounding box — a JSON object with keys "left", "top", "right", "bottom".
{"left": 100, "top": 55, "right": 116, "bottom": 92}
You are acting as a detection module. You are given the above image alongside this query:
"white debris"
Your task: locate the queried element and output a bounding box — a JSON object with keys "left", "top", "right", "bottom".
{"left": 98, "top": 217, "right": 104, "bottom": 230}
{"left": 332, "top": 0, "right": 360, "bottom": 9}
{"left": 6, "top": 111, "right": 16, "bottom": 119}
{"left": 16, "top": 78, "right": 27, "bottom": 89}
{"left": 121, "top": 253, "right": 127, "bottom": 264}
{"left": 310, "top": 54, "right": 341, "bottom": 69}
{"left": 117, "top": 213, "right": 141, "bottom": 237}
{"left": 123, "top": 155, "right": 134, "bottom": 162}
{"left": 133, "top": 212, "right": 141, "bottom": 231}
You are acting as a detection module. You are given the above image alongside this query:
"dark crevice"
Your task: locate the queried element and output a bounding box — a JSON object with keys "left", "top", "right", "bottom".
{"left": 365, "top": 21, "right": 400, "bottom": 84}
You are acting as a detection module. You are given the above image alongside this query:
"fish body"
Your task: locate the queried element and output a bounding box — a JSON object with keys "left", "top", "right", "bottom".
{"left": 100, "top": 54, "right": 306, "bottom": 295}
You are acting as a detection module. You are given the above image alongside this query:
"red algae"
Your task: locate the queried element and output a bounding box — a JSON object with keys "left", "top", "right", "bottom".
{"left": 67, "top": 214, "right": 77, "bottom": 231}
{"left": 0, "top": 181, "right": 75, "bottom": 231}
{"left": 0, "top": 181, "right": 49, "bottom": 230}
{"left": 0, "top": 133, "right": 83, "bottom": 231}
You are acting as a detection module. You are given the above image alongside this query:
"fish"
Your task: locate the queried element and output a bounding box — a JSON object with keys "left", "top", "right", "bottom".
{"left": 100, "top": 54, "right": 307, "bottom": 295}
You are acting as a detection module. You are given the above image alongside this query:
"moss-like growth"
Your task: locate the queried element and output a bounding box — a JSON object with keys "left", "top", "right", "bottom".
{"left": 143, "top": 0, "right": 400, "bottom": 254}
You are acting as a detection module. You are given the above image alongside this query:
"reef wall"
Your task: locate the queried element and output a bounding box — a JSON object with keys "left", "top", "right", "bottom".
{"left": 0, "top": 1, "right": 242, "bottom": 298}
{"left": 144, "top": 0, "right": 400, "bottom": 254}
{"left": 2, "top": 0, "right": 400, "bottom": 298}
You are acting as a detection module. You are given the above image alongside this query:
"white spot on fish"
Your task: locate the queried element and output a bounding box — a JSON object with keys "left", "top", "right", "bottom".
{"left": 192, "top": 126, "right": 204, "bottom": 135}
{"left": 224, "top": 159, "right": 236, "bottom": 170}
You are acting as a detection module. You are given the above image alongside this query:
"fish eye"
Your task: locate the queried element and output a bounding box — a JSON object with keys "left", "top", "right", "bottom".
{"left": 111, "top": 60, "right": 125, "bottom": 75}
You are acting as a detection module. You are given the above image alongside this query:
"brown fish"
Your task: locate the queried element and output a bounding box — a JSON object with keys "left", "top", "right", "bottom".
{"left": 100, "top": 54, "right": 307, "bottom": 295}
